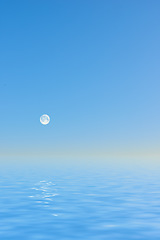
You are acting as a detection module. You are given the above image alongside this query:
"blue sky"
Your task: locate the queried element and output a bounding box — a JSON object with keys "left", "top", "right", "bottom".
{"left": 0, "top": 0, "right": 160, "bottom": 158}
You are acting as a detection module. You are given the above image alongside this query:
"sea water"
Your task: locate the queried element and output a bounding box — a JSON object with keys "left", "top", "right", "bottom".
{"left": 0, "top": 160, "right": 160, "bottom": 240}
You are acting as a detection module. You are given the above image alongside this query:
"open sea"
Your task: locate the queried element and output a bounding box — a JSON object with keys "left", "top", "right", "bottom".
{"left": 0, "top": 160, "right": 160, "bottom": 240}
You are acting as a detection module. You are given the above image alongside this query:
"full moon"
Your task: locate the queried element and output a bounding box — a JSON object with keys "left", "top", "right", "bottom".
{"left": 40, "top": 114, "right": 50, "bottom": 125}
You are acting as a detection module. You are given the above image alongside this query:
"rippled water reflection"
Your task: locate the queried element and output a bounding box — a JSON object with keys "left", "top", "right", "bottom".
{"left": 0, "top": 162, "right": 160, "bottom": 239}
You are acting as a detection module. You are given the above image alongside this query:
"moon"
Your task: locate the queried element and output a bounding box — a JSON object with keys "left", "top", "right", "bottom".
{"left": 40, "top": 114, "right": 50, "bottom": 125}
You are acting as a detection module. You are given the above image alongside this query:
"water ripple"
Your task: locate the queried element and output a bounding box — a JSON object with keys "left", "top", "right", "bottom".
{"left": 0, "top": 165, "right": 160, "bottom": 239}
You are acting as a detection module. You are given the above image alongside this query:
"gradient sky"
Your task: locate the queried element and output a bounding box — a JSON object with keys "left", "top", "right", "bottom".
{"left": 0, "top": 0, "right": 160, "bottom": 159}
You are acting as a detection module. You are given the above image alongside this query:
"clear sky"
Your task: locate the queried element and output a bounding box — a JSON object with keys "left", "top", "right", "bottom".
{"left": 0, "top": 0, "right": 160, "bottom": 160}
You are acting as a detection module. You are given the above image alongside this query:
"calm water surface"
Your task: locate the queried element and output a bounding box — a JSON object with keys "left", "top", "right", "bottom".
{"left": 0, "top": 161, "right": 160, "bottom": 239}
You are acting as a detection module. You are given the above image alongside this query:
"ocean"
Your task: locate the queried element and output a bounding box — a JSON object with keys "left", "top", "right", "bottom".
{"left": 0, "top": 160, "right": 160, "bottom": 239}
